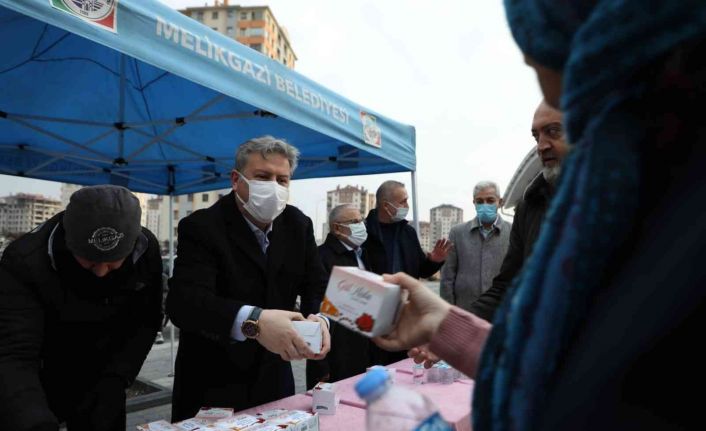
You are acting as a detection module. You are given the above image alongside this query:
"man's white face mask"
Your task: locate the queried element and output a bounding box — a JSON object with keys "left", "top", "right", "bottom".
{"left": 235, "top": 171, "right": 289, "bottom": 224}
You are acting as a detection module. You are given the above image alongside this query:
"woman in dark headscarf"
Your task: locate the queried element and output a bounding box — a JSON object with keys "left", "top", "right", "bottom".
{"left": 376, "top": 1, "right": 706, "bottom": 430}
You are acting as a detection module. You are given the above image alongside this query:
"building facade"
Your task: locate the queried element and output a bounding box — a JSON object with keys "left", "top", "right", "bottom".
{"left": 430, "top": 204, "right": 463, "bottom": 241}
{"left": 180, "top": 1, "right": 297, "bottom": 68}
{"left": 156, "top": 189, "right": 231, "bottom": 244}
{"left": 418, "top": 221, "right": 432, "bottom": 253}
{"left": 0, "top": 194, "right": 62, "bottom": 235}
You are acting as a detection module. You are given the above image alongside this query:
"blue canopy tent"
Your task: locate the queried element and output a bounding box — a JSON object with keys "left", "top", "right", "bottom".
{"left": 0, "top": 0, "right": 417, "bottom": 372}
{"left": 0, "top": 0, "right": 417, "bottom": 217}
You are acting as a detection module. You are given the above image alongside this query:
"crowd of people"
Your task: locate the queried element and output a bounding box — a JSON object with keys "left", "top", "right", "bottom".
{"left": 2, "top": 1, "right": 705, "bottom": 430}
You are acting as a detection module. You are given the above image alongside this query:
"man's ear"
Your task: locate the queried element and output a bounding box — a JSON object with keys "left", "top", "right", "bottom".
{"left": 230, "top": 170, "right": 239, "bottom": 190}
{"left": 499, "top": 198, "right": 504, "bottom": 208}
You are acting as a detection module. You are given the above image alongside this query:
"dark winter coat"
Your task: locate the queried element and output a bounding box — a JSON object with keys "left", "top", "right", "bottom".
{"left": 0, "top": 213, "right": 163, "bottom": 431}
{"left": 166, "top": 192, "right": 327, "bottom": 421}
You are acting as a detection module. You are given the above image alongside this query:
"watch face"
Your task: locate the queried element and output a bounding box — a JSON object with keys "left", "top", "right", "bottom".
{"left": 242, "top": 320, "right": 259, "bottom": 338}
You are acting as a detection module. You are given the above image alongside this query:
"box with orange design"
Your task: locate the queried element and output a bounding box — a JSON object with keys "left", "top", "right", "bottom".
{"left": 320, "top": 266, "right": 401, "bottom": 337}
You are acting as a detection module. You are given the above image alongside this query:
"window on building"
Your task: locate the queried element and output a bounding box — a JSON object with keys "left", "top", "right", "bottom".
{"left": 239, "top": 27, "right": 247, "bottom": 36}
{"left": 174, "top": 227, "right": 178, "bottom": 236}
{"left": 250, "top": 43, "right": 262, "bottom": 52}
{"left": 226, "top": 26, "right": 234, "bottom": 35}
{"left": 248, "top": 27, "right": 264, "bottom": 36}
{"left": 227, "top": 10, "right": 234, "bottom": 18}
{"left": 253, "top": 10, "right": 263, "bottom": 20}
{"left": 202, "top": 193, "right": 209, "bottom": 202}
{"left": 240, "top": 12, "right": 248, "bottom": 20}
{"left": 187, "top": 210, "right": 192, "bottom": 215}
{"left": 187, "top": 194, "right": 193, "bottom": 202}
{"left": 212, "top": 27, "right": 218, "bottom": 31}
{"left": 173, "top": 210, "right": 178, "bottom": 220}
{"left": 212, "top": 11, "right": 219, "bottom": 19}
{"left": 197, "top": 11, "right": 204, "bottom": 20}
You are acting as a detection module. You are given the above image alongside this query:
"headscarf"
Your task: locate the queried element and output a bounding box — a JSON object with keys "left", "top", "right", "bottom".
{"left": 474, "top": 2, "right": 706, "bottom": 430}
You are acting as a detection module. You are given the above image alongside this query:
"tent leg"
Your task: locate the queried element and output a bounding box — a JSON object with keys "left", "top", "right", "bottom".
{"left": 411, "top": 170, "right": 420, "bottom": 233}
{"left": 168, "top": 195, "right": 175, "bottom": 377}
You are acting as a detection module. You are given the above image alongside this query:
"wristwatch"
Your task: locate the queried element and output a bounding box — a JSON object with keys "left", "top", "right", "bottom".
{"left": 241, "top": 307, "right": 263, "bottom": 339}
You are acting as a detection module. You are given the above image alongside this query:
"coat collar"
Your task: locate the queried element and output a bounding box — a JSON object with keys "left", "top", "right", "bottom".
{"left": 323, "top": 233, "right": 351, "bottom": 255}
{"left": 523, "top": 172, "right": 553, "bottom": 205}
{"left": 220, "top": 191, "right": 267, "bottom": 271}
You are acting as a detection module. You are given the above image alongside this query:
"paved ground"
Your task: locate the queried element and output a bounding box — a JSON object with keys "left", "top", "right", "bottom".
{"left": 126, "top": 281, "right": 440, "bottom": 429}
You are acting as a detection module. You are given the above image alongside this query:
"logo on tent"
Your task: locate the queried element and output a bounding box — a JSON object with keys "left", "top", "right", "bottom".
{"left": 360, "top": 112, "right": 382, "bottom": 148}
{"left": 51, "top": 0, "right": 118, "bottom": 33}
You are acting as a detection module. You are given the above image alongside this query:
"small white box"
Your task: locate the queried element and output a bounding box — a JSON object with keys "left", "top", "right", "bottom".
{"left": 135, "top": 420, "right": 178, "bottom": 431}
{"left": 267, "top": 410, "right": 319, "bottom": 431}
{"left": 320, "top": 266, "right": 401, "bottom": 337}
{"left": 291, "top": 321, "right": 322, "bottom": 354}
{"left": 366, "top": 365, "right": 397, "bottom": 384}
{"left": 312, "top": 382, "right": 339, "bottom": 415}
{"left": 213, "top": 414, "right": 261, "bottom": 430}
{"left": 195, "top": 407, "right": 234, "bottom": 422}
{"left": 255, "top": 409, "right": 290, "bottom": 420}
{"left": 173, "top": 418, "right": 210, "bottom": 431}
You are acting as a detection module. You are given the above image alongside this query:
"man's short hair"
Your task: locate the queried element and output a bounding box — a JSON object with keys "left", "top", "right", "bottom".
{"left": 375, "top": 180, "right": 405, "bottom": 207}
{"left": 235, "top": 135, "right": 300, "bottom": 174}
{"left": 328, "top": 204, "right": 359, "bottom": 231}
{"left": 473, "top": 180, "right": 501, "bottom": 198}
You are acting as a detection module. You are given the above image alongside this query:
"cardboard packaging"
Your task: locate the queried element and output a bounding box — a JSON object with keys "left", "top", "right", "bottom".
{"left": 213, "top": 414, "right": 262, "bottom": 430}
{"left": 320, "top": 266, "right": 401, "bottom": 337}
{"left": 267, "top": 410, "right": 319, "bottom": 431}
{"left": 311, "top": 382, "right": 339, "bottom": 415}
{"left": 136, "top": 420, "right": 178, "bottom": 431}
{"left": 173, "top": 418, "right": 211, "bottom": 431}
{"left": 291, "top": 321, "right": 322, "bottom": 354}
{"left": 195, "top": 407, "right": 234, "bottom": 422}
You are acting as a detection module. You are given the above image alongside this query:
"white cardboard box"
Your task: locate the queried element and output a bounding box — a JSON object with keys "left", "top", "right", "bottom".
{"left": 194, "top": 407, "right": 234, "bottom": 422}
{"left": 320, "top": 266, "right": 401, "bottom": 337}
{"left": 312, "top": 382, "right": 339, "bottom": 415}
{"left": 135, "top": 420, "right": 178, "bottom": 431}
{"left": 213, "top": 414, "right": 262, "bottom": 430}
{"left": 267, "top": 410, "right": 319, "bottom": 431}
{"left": 291, "top": 321, "right": 322, "bottom": 354}
{"left": 172, "top": 418, "right": 210, "bottom": 431}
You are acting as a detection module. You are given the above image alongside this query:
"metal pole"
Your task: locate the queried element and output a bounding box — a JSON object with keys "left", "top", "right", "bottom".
{"left": 411, "top": 170, "right": 420, "bottom": 233}
{"left": 168, "top": 195, "right": 175, "bottom": 377}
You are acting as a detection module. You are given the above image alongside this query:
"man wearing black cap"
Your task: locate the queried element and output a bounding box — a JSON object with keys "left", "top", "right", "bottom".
{"left": 0, "top": 185, "right": 163, "bottom": 431}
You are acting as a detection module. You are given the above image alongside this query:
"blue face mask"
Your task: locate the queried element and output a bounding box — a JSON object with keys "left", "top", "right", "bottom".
{"left": 475, "top": 203, "right": 497, "bottom": 224}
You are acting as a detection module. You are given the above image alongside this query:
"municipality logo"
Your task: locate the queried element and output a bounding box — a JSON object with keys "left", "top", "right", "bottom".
{"left": 360, "top": 111, "right": 382, "bottom": 148}
{"left": 88, "top": 227, "right": 125, "bottom": 251}
{"left": 51, "top": 0, "right": 118, "bottom": 33}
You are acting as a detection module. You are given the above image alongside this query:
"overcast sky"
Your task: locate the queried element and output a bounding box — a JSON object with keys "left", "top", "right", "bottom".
{"left": 0, "top": 0, "right": 541, "bottom": 234}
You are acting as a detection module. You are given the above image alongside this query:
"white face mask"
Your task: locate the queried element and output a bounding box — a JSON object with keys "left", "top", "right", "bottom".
{"left": 341, "top": 221, "right": 368, "bottom": 247}
{"left": 386, "top": 202, "right": 409, "bottom": 222}
{"left": 235, "top": 171, "right": 289, "bottom": 224}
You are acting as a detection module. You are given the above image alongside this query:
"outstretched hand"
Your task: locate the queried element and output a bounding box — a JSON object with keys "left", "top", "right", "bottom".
{"left": 373, "top": 272, "right": 451, "bottom": 352}
{"left": 428, "top": 238, "right": 452, "bottom": 263}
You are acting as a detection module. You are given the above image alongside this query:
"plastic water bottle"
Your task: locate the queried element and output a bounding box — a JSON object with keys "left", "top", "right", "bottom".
{"left": 355, "top": 368, "right": 452, "bottom": 431}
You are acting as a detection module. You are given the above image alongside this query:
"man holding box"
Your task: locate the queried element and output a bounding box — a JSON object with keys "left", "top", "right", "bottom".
{"left": 167, "top": 136, "right": 330, "bottom": 421}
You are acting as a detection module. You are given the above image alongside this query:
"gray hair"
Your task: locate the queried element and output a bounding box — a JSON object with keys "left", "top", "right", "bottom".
{"left": 328, "top": 204, "right": 359, "bottom": 231}
{"left": 376, "top": 180, "right": 405, "bottom": 206}
{"left": 473, "top": 180, "right": 500, "bottom": 198}
{"left": 235, "top": 135, "right": 300, "bottom": 174}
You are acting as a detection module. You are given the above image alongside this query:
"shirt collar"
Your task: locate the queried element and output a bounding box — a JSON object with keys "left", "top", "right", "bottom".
{"left": 243, "top": 215, "right": 273, "bottom": 236}
{"left": 470, "top": 215, "right": 502, "bottom": 232}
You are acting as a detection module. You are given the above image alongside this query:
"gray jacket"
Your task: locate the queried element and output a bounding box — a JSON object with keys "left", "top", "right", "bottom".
{"left": 440, "top": 216, "right": 512, "bottom": 312}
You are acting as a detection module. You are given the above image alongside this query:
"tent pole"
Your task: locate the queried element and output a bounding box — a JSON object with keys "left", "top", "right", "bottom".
{"left": 118, "top": 54, "right": 126, "bottom": 158}
{"left": 168, "top": 195, "right": 175, "bottom": 377}
{"left": 411, "top": 170, "right": 420, "bottom": 233}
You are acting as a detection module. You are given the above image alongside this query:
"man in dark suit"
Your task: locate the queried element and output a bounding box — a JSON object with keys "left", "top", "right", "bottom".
{"left": 306, "top": 204, "right": 373, "bottom": 388}
{"left": 167, "top": 136, "right": 331, "bottom": 421}
{"left": 364, "top": 180, "right": 451, "bottom": 365}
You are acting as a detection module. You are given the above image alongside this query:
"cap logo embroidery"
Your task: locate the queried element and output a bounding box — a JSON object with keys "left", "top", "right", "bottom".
{"left": 88, "top": 227, "right": 125, "bottom": 251}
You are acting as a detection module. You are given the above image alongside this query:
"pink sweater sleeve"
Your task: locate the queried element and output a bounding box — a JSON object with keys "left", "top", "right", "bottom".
{"left": 428, "top": 306, "right": 492, "bottom": 379}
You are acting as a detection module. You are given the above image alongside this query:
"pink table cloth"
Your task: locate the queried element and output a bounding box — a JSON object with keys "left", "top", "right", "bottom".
{"left": 235, "top": 358, "right": 473, "bottom": 431}
{"left": 235, "top": 393, "right": 366, "bottom": 430}
{"left": 313, "top": 358, "right": 473, "bottom": 431}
